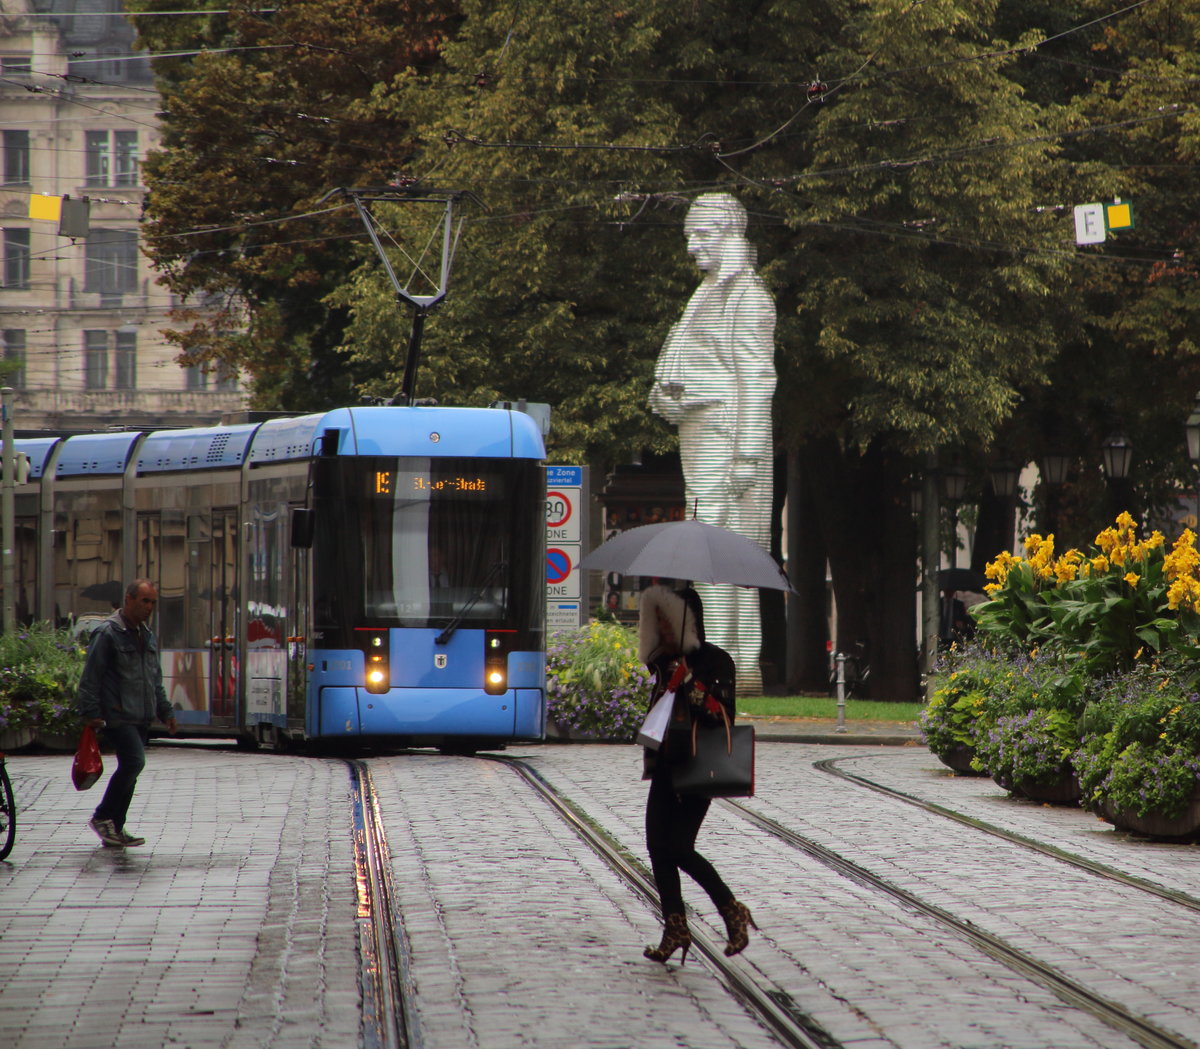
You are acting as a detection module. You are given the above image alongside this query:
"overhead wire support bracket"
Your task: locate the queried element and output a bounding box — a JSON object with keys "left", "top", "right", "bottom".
{"left": 321, "top": 185, "right": 481, "bottom": 404}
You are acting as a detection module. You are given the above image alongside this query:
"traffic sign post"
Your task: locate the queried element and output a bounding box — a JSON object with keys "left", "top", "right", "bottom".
{"left": 546, "top": 466, "right": 588, "bottom": 634}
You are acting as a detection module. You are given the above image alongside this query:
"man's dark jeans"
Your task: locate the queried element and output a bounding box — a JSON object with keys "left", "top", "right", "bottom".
{"left": 93, "top": 722, "right": 149, "bottom": 830}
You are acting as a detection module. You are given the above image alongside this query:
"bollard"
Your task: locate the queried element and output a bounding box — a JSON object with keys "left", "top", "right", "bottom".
{"left": 834, "top": 651, "right": 847, "bottom": 732}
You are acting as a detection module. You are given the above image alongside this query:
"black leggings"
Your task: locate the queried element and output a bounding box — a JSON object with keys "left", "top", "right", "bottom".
{"left": 645, "top": 759, "right": 733, "bottom": 916}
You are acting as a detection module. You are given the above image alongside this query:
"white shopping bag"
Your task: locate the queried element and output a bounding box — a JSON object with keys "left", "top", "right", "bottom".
{"left": 636, "top": 690, "right": 675, "bottom": 750}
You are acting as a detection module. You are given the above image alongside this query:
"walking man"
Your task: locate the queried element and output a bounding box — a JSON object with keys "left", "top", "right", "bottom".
{"left": 77, "top": 578, "right": 176, "bottom": 847}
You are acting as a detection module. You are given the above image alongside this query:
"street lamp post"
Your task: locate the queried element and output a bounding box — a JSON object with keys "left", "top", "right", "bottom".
{"left": 1101, "top": 433, "right": 1134, "bottom": 521}
{"left": 1039, "top": 451, "right": 1071, "bottom": 536}
{"left": 1185, "top": 395, "right": 1200, "bottom": 527}
{"left": 940, "top": 466, "right": 968, "bottom": 570}
{"left": 989, "top": 460, "right": 1022, "bottom": 559}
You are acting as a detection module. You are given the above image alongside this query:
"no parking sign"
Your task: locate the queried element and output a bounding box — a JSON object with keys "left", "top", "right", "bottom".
{"left": 546, "top": 466, "right": 588, "bottom": 631}
{"left": 546, "top": 547, "right": 573, "bottom": 586}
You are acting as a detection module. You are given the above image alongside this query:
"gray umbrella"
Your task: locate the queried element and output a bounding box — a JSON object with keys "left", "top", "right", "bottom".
{"left": 579, "top": 519, "right": 793, "bottom": 591}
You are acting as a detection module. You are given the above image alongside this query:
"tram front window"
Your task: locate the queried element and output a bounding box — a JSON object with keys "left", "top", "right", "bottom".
{"left": 312, "top": 457, "right": 542, "bottom": 644}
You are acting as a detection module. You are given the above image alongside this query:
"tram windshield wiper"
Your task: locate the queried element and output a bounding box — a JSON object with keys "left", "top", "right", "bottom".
{"left": 435, "top": 561, "right": 507, "bottom": 645}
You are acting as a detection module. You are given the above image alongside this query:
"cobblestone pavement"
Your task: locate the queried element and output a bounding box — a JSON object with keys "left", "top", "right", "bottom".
{"left": 0, "top": 748, "right": 360, "bottom": 1049}
{"left": 4, "top": 738, "right": 1199, "bottom": 1049}
{"left": 509, "top": 742, "right": 1200, "bottom": 1049}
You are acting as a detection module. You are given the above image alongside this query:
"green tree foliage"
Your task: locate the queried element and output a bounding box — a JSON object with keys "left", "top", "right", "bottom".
{"left": 328, "top": 0, "right": 1108, "bottom": 698}
{"left": 130, "top": 0, "right": 459, "bottom": 408}
{"left": 137, "top": 1, "right": 1200, "bottom": 698}
{"left": 332, "top": 0, "right": 828, "bottom": 464}
{"left": 976, "top": 0, "right": 1200, "bottom": 549}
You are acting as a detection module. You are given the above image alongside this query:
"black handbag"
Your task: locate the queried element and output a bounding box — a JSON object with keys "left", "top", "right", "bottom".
{"left": 671, "top": 706, "right": 755, "bottom": 798}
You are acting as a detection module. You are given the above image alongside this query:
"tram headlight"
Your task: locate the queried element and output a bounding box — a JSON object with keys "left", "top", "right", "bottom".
{"left": 359, "top": 629, "right": 390, "bottom": 694}
{"left": 484, "top": 630, "right": 512, "bottom": 696}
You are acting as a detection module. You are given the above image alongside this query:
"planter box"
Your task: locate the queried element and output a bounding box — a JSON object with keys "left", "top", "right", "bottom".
{"left": 1100, "top": 793, "right": 1200, "bottom": 839}
{"left": 1013, "top": 773, "right": 1081, "bottom": 805}
{"left": 545, "top": 720, "right": 629, "bottom": 743}
{"left": 34, "top": 730, "right": 78, "bottom": 752}
{"left": 0, "top": 728, "right": 35, "bottom": 752}
{"left": 936, "top": 743, "right": 986, "bottom": 776}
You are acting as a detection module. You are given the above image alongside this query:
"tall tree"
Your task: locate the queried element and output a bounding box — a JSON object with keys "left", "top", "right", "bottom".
{"left": 135, "top": 1, "right": 1200, "bottom": 697}
{"left": 334, "top": 0, "right": 1075, "bottom": 697}
{"left": 131, "top": 0, "right": 459, "bottom": 408}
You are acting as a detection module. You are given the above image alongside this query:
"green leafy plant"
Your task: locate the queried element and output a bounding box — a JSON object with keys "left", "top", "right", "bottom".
{"left": 921, "top": 642, "right": 1084, "bottom": 771}
{"left": 951, "top": 514, "right": 1200, "bottom": 811}
{"left": 545, "top": 621, "right": 652, "bottom": 740}
{"left": 0, "top": 623, "right": 87, "bottom": 735}
{"left": 1074, "top": 666, "right": 1200, "bottom": 819}
{"left": 974, "top": 708, "right": 1079, "bottom": 792}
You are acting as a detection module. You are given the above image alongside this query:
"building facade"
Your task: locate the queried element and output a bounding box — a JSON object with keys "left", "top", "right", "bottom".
{"left": 0, "top": 0, "right": 245, "bottom": 433}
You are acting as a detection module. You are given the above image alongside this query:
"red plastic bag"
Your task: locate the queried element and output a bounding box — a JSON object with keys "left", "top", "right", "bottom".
{"left": 72, "top": 725, "right": 103, "bottom": 791}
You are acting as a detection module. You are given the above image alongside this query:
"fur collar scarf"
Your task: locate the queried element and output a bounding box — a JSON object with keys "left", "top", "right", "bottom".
{"left": 638, "top": 584, "right": 701, "bottom": 665}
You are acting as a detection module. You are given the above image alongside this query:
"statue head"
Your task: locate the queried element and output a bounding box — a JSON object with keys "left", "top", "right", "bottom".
{"left": 683, "top": 192, "right": 752, "bottom": 275}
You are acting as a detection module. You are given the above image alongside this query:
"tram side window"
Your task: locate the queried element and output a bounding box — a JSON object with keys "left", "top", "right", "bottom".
{"left": 157, "top": 511, "right": 186, "bottom": 649}
{"left": 55, "top": 503, "right": 123, "bottom": 623}
{"left": 185, "top": 513, "right": 210, "bottom": 649}
{"left": 15, "top": 518, "right": 35, "bottom": 624}
{"left": 137, "top": 513, "right": 160, "bottom": 584}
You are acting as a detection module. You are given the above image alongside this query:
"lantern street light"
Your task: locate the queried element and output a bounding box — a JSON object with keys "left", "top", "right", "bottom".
{"left": 1039, "top": 452, "right": 1072, "bottom": 487}
{"left": 1101, "top": 433, "right": 1134, "bottom": 481}
{"left": 989, "top": 461, "right": 1021, "bottom": 500}
{"left": 1101, "top": 433, "right": 1134, "bottom": 523}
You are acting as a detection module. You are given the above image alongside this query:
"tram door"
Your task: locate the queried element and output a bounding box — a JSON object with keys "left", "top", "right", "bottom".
{"left": 286, "top": 538, "right": 309, "bottom": 724}
{"left": 209, "top": 509, "right": 239, "bottom": 719}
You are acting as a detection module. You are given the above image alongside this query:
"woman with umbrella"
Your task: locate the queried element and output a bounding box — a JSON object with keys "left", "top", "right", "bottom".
{"left": 638, "top": 583, "right": 756, "bottom": 964}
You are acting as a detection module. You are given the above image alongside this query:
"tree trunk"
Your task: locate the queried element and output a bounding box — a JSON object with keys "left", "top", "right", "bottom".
{"left": 804, "top": 438, "right": 920, "bottom": 702}
{"left": 785, "top": 447, "right": 832, "bottom": 692}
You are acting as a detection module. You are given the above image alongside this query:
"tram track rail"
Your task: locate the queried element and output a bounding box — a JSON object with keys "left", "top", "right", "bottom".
{"left": 722, "top": 796, "right": 1199, "bottom": 1049}
{"left": 348, "top": 760, "right": 422, "bottom": 1049}
{"left": 493, "top": 755, "right": 843, "bottom": 1049}
{"left": 342, "top": 748, "right": 1198, "bottom": 1049}
{"left": 815, "top": 755, "right": 1200, "bottom": 914}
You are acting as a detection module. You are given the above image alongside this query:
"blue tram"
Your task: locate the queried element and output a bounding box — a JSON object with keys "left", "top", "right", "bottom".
{"left": 7, "top": 406, "right": 547, "bottom": 751}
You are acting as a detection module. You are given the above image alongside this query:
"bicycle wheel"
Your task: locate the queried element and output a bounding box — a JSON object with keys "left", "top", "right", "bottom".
{"left": 0, "top": 762, "right": 14, "bottom": 860}
{"left": 0, "top": 758, "right": 14, "bottom": 859}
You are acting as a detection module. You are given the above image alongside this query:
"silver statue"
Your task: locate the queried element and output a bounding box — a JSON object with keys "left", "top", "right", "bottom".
{"left": 650, "top": 193, "right": 777, "bottom": 694}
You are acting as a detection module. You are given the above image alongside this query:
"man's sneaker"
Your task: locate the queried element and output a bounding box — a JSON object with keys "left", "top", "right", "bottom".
{"left": 116, "top": 828, "right": 145, "bottom": 847}
{"left": 89, "top": 818, "right": 124, "bottom": 847}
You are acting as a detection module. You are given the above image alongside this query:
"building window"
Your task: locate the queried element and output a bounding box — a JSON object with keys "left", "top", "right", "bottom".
{"left": 3, "top": 131, "right": 30, "bottom": 185}
{"left": 2, "top": 329, "right": 25, "bottom": 388}
{"left": 0, "top": 56, "right": 32, "bottom": 76}
{"left": 85, "top": 131, "right": 109, "bottom": 187}
{"left": 114, "top": 131, "right": 138, "bottom": 186}
{"left": 86, "top": 130, "right": 139, "bottom": 187}
{"left": 114, "top": 330, "right": 136, "bottom": 389}
{"left": 3, "top": 229, "right": 31, "bottom": 290}
{"left": 185, "top": 363, "right": 208, "bottom": 391}
{"left": 185, "top": 362, "right": 238, "bottom": 393}
{"left": 84, "top": 230, "right": 138, "bottom": 296}
{"left": 84, "top": 330, "right": 108, "bottom": 389}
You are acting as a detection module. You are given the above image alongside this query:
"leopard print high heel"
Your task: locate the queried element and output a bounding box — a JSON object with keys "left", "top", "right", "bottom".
{"left": 718, "top": 898, "right": 757, "bottom": 956}
{"left": 644, "top": 912, "right": 691, "bottom": 965}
